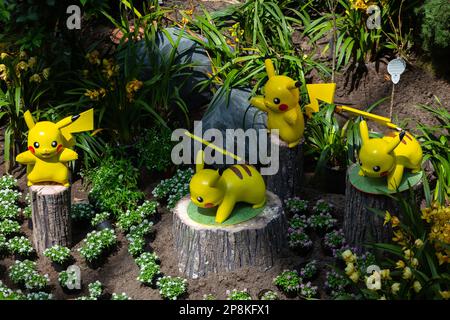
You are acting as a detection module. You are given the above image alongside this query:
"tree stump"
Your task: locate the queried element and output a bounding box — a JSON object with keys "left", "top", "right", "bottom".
{"left": 30, "top": 185, "right": 72, "bottom": 254}
{"left": 343, "top": 164, "right": 423, "bottom": 250}
{"left": 173, "top": 191, "right": 287, "bottom": 278}
{"left": 264, "top": 133, "right": 303, "bottom": 203}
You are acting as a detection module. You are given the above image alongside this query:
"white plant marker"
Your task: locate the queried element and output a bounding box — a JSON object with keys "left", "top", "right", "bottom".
{"left": 387, "top": 58, "right": 406, "bottom": 120}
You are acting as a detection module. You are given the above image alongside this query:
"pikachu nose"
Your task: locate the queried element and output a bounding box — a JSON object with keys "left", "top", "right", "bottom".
{"left": 44, "top": 148, "right": 50, "bottom": 153}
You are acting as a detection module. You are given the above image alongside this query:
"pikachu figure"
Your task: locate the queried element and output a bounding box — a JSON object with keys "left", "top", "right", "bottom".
{"left": 189, "top": 151, "right": 266, "bottom": 223}
{"left": 250, "top": 59, "right": 304, "bottom": 148}
{"left": 358, "top": 120, "right": 423, "bottom": 190}
{"left": 16, "top": 109, "right": 94, "bottom": 187}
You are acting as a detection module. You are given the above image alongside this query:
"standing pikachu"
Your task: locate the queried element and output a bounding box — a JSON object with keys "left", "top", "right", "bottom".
{"left": 16, "top": 109, "right": 94, "bottom": 187}
{"left": 250, "top": 59, "right": 304, "bottom": 148}
{"left": 358, "top": 120, "right": 423, "bottom": 190}
{"left": 189, "top": 151, "right": 266, "bottom": 223}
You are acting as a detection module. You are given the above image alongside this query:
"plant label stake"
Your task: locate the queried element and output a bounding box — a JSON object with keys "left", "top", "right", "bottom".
{"left": 387, "top": 58, "right": 406, "bottom": 120}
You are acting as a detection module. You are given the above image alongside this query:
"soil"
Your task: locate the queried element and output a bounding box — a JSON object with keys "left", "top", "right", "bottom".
{"left": 0, "top": 0, "right": 449, "bottom": 300}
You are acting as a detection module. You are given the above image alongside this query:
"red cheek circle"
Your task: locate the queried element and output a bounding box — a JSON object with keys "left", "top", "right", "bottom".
{"left": 57, "top": 144, "right": 63, "bottom": 153}
{"left": 28, "top": 146, "right": 35, "bottom": 154}
{"left": 279, "top": 104, "right": 288, "bottom": 111}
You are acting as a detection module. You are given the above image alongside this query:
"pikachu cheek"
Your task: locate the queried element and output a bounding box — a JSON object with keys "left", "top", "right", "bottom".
{"left": 28, "top": 146, "right": 35, "bottom": 154}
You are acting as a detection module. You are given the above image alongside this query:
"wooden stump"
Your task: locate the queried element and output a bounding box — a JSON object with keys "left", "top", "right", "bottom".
{"left": 30, "top": 185, "right": 72, "bottom": 254}
{"left": 264, "top": 133, "right": 303, "bottom": 203}
{"left": 173, "top": 191, "right": 287, "bottom": 278}
{"left": 343, "top": 165, "right": 423, "bottom": 250}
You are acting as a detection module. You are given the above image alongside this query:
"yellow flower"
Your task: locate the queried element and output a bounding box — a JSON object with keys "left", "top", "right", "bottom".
{"left": 440, "top": 291, "right": 450, "bottom": 300}
{"left": 86, "top": 50, "right": 101, "bottom": 65}
{"left": 380, "top": 269, "right": 391, "bottom": 280}
{"left": 0, "top": 52, "right": 9, "bottom": 60}
{"left": 391, "top": 216, "right": 400, "bottom": 227}
{"left": 436, "top": 252, "right": 449, "bottom": 265}
{"left": 414, "top": 239, "right": 424, "bottom": 248}
{"left": 42, "top": 68, "right": 50, "bottom": 80}
{"left": 411, "top": 258, "right": 419, "bottom": 267}
{"left": 82, "top": 69, "right": 89, "bottom": 78}
{"left": 350, "top": 0, "right": 369, "bottom": 10}
{"left": 84, "top": 88, "right": 106, "bottom": 101}
{"left": 391, "top": 283, "right": 400, "bottom": 295}
{"left": 28, "top": 57, "right": 37, "bottom": 68}
{"left": 395, "top": 260, "right": 405, "bottom": 269}
{"left": 16, "top": 61, "right": 28, "bottom": 72}
{"left": 413, "top": 281, "right": 422, "bottom": 293}
{"left": 392, "top": 230, "right": 404, "bottom": 243}
{"left": 0, "top": 64, "right": 8, "bottom": 81}
{"left": 402, "top": 267, "right": 412, "bottom": 280}
{"left": 345, "top": 263, "right": 355, "bottom": 276}
{"left": 19, "top": 51, "right": 28, "bottom": 60}
{"left": 29, "top": 74, "right": 42, "bottom": 84}
{"left": 404, "top": 249, "right": 413, "bottom": 260}
{"left": 379, "top": 295, "right": 387, "bottom": 300}
{"left": 126, "top": 79, "right": 143, "bottom": 102}
{"left": 366, "top": 271, "right": 382, "bottom": 291}
{"left": 349, "top": 271, "right": 360, "bottom": 283}
{"left": 383, "top": 211, "right": 391, "bottom": 226}
{"left": 342, "top": 249, "right": 356, "bottom": 263}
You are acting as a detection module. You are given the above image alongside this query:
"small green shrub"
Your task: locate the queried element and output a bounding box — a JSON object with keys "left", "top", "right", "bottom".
{"left": 299, "top": 282, "right": 318, "bottom": 299}
{"left": 111, "top": 292, "right": 130, "bottom": 300}
{"left": 226, "top": 288, "right": 252, "bottom": 300}
{"left": 117, "top": 200, "right": 157, "bottom": 232}
{"left": 7, "top": 236, "right": 34, "bottom": 256}
{"left": 135, "top": 127, "right": 174, "bottom": 173}
{"left": 156, "top": 276, "right": 188, "bottom": 300}
{"left": 91, "top": 212, "right": 111, "bottom": 227}
{"left": 300, "top": 260, "right": 318, "bottom": 280}
{"left": 260, "top": 290, "right": 278, "bottom": 300}
{"left": 85, "top": 155, "right": 144, "bottom": 216}
{"left": 324, "top": 229, "right": 346, "bottom": 251}
{"left": 135, "top": 252, "right": 159, "bottom": 268}
{"left": 0, "top": 175, "right": 17, "bottom": 190}
{"left": 152, "top": 168, "right": 193, "bottom": 208}
{"left": 78, "top": 229, "right": 117, "bottom": 262}
{"left": 137, "top": 262, "right": 161, "bottom": 285}
{"left": 71, "top": 203, "right": 96, "bottom": 222}
{"left": 8, "top": 260, "right": 49, "bottom": 291}
{"left": 284, "top": 198, "right": 309, "bottom": 214}
{"left": 43, "top": 245, "right": 71, "bottom": 265}
{"left": 0, "top": 219, "right": 21, "bottom": 236}
{"left": 273, "top": 270, "right": 301, "bottom": 294}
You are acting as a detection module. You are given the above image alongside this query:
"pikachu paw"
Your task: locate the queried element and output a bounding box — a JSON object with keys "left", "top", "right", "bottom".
{"left": 358, "top": 169, "right": 365, "bottom": 177}
{"left": 252, "top": 199, "right": 266, "bottom": 209}
{"left": 27, "top": 181, "right": 33, "bottom": 187}
{"left": 288, "top": 140, "right": 300, "bottom": 148}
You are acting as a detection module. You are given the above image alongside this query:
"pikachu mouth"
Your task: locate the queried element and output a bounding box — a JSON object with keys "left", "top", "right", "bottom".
{"left": 40, "top": 152, "right": 53, "bottom": 158}
{"left": 380, "top": 171, "right": 389, "bottom": 177}
{"left": 204, "top": 203, "right": 215, "bottom": 208}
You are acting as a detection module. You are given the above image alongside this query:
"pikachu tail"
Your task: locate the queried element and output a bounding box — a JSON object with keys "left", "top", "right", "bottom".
{"left": 60, "top": 109, "right": 94, "bottom": 147}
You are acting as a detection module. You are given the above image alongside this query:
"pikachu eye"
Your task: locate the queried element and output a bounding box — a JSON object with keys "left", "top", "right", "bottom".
{"left": 33, "top": 142, "right": 39, "bottom": 149}
{"left": 273, "top": 98, "right": 280, "bottom": 104}
{"left": 197, "top": 196, "right": 203, "bottom": 203}
{"left": 51, "top": 141, "right": 57, "bottom": 148}
{"left": 373, "top": 166, "right": 380, "bottom": 172}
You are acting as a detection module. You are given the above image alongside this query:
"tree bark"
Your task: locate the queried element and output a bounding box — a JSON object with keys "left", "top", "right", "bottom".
{"left": 264, "top": 133, "right": 303, "bottom": 203}
{"left": 30, "top": 185, "right": 72, "bottom": 255}
{"left": 173, "top": 191, "right": 287, "bottom": 278}
{"left": 343, "top": 170, "right": 422, "bottom": 250}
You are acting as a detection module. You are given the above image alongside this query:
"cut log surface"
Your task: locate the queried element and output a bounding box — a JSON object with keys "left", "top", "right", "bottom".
{"left": 264, "top": 133, "right": 304, "bottom": 203}
{"left": 30, "top": 185, "right": 72, "bottom": 254}
{"left": 343, "top": 171, "right": 422, "bottom": 250}
{"left": 173, "top": 191, "right": 287, "bottom": 278}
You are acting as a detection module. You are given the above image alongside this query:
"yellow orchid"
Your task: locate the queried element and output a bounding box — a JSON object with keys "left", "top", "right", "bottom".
{"left": 42, "top": 68, "right": 50, "bottom": 80}
{"left": 383, "top": 211, "right": 391, "bottom": 226}
{"left": 414, "top": 239, "right": 424, "bottom": 248}
{"left": 84, "top": 88, "right": 106, "bottom": 101}
{"left": 436, "top": 252, "right": 448, "bottom": 265}
{"left": 380, "top": 269, "right": 391, "bottom": 280}
{"left": 391, "top": 216, "right": 400, "bottom": 227}
{"left": 345, "top": 263, "right": 355, "bottom": 276}
{"left": 395, "top": 260, "right": 405, "bottom": 269}
{"left": 411, "top": 258, "right": 419, "bottom": 268}
{"left": 402, "top": 267, "right": 412, "bottom": 280}
{"left": 404, "top": 249, "right": 414, "bottom": 260}
{"left": 28, "top": 57, "right": 37, "bottom": 68}
{"left": 342, "top": 249, "right": 356, "bottom": 263}
{"left": 0, "top": 64, "right": 8, "bottom": 81}
{"left": 413, "top": 281, "right": 422, "bottom": 293}
{"left": 29, "top": 74, "right": 42, "bottom": 84}
{"left": 0, "top": 52, "right": 9, "bottom": 60}
{"left": 349, "top": 271, "right": 360, "bottom": 283}
{"left": 440, "top": 291, "right": 450, "bottom": 300}
{"left": 391, "top": 283, "right": 400, "bottom": 295}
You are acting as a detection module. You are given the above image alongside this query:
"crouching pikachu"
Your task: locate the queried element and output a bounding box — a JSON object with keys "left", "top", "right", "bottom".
{"left": 189, "top": 151, "right": 266, "bottom": 223}
{"left": 358, "top": 120, "right": 423, "bottom": 190}
{"left": 16, "top": 109, "right": 94, "bottom": 187}
{"left": 250, "top": 59, "right": 304, "bottom": 148}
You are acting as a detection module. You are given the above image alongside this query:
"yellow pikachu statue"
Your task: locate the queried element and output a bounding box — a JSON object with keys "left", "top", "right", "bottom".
{"left": 358, "top": 120, "right": 423, "bottom": 190}
{"left": 16, "top": 109, "right": 94, "bottom": 187}
{"left": 189, "top": 151, "right": 266, "bottom": 223}
{"left": 250, "top": 59, "right": 304, "bottom": 148}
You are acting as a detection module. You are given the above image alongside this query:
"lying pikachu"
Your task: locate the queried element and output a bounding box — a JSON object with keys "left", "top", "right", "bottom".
{"left": 358, "top": 119, "right": 423, "bottom": 190}
{"left": 189, "top": 151, "right": 266, "bottom": 223}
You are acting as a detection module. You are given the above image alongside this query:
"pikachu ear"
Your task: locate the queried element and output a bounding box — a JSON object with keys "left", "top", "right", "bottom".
{"left": 386, "top": 131, "right": 405, "bottom": 154}
{"left": 195, "top": 150, "right": 204, "bottom": 172}
{"left": 287, "top": 81, "right": 301, "bottom": 90}
{"left": 208, "top": 170, "right": 221, "bottom": 187}
{"left": 24, "top": 111, "right": 35, "bottom": 129}
{"left": 265, "top": 59, "right": 276, "bottom": 78}
{"left": 359, "top": 120, "right": 370, "bottom": 145}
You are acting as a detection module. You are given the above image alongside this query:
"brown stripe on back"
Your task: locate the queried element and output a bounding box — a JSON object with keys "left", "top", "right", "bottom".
{"left": 239, "top": 164, "right": 252, "bottom": 176}
{"left": 230, "top": 166, "right": 243, "bottom": 179}
{"left": 405, "top": 133, "right": 412, "bottom": 140}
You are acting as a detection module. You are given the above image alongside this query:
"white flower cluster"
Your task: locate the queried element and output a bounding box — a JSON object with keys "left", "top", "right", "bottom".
{"left": 111, "top": 292, "right": 130, "bottom": 300}
{"left": 8, "top": 260, "right": 49, "bottom": 290}
{"left": 26, "top": 292, "right": 53, "bottom": 300}
{"left": 0, "top": 219, "right": 21, "bottom": 236}
{"left": 71, "top": 202, "right": 96, "bottom": 221}
{"left": 260, "top": 290, "right": 278, "bottom": 300}
{"left": 43, "top": 245, "right": 71, "bottom": 264}
{"left": 7, "top": 236, "right": 34, "bottom": 255}
{"left": 226, "top": 288, "right": 252, "bottom": 300}
{"left": 78, "top": 228, "right": 117, "bottom": 262}
{"left": 152, "top": 168, "right": 193, "bottom": 208}
{"left": 156, "top": 276, "right": 188, "bottom": 300}
{"left": 118, "top": 201, "right": 157, "bottom": 231}
{"left": 0, "top": 189, "right": 21, "bottom": 220}
{"left": 0, "top": 174, "right": 18, "bottom": 190}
